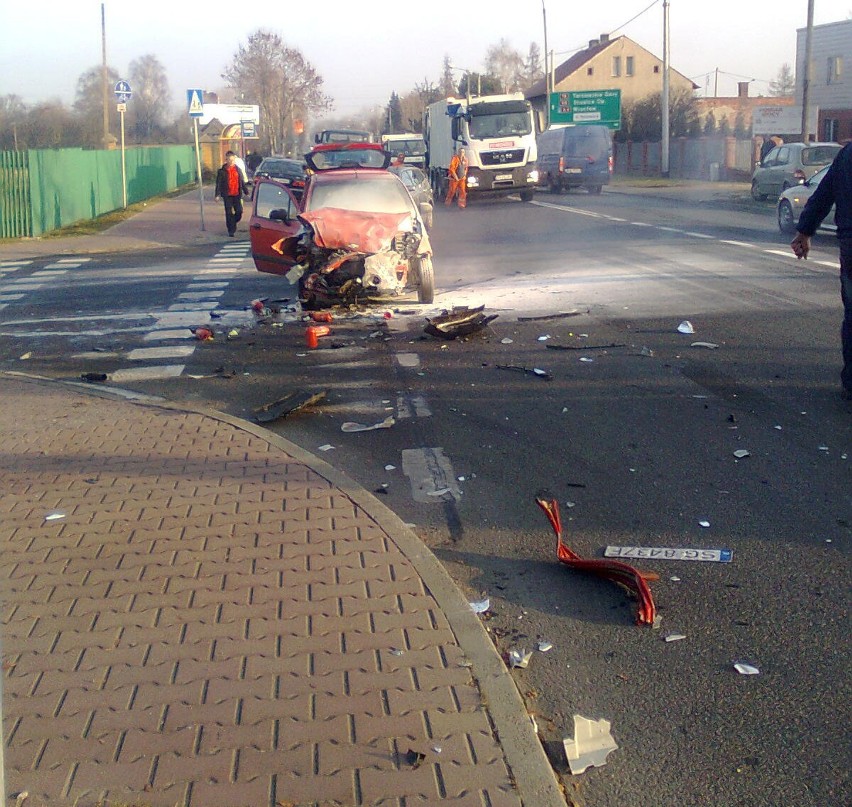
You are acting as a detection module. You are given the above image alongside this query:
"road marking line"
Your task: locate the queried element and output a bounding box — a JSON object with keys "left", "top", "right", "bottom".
{"left": 167, "top": 302, "right": 217, "bottom": 311}
{"left": 1, "top": 284, "right": 41, "bottom": 292}
{"left": 143, "top": 329, "right": 194, "bottom": 341}
{"left": 128, "top": 345, "right": 196, "bottom": 361}
{"left": 57, "top": 257, "right": 90, "bottom": 263}
{"left": 0, "top": 294, "right": 26, "bottom": 301}
{"left": 188, "top": 281, "right": 229, "bottom": 289}
{"left": 110, "top": 364, "right": 186, "bottom": 382}
{"left": 396, "top": 394, "right": 432, "bottom": 418}
{"left": 813, "top": 259, "right": 841, "bottom": 269}
{"left": 684, "top": 231, "right": 715, "bottom": 239}
{"left": 401, "top": 447, "right": 461, "bottom": 503}
{"left": 45, "top": 263, "right": 80, "bottom": 269}
{"left": 656, "top": 226, "right": 685, "bottom": 233}
{"left": 31, "top": 270, "right": 68, "bottom": 277}
{"left": 763, "top": 249, "right": 792, "bottom": 257}
{"left": 0, "top": 304, "right": 6, "bottom": 311}
{"left": 195, "top": 269, "right": 236, "bottom": 276}
{"left": 0, "top": 260, "right": 32, "bottom": 267}
{"left": 630, "top": 221, "right": 653, "bottom": 227}
{"left": 720, "top": 239, "right": 757, "bottom": 248}
{"left": 178, "top": 291, "right": 225, "bottom": 300}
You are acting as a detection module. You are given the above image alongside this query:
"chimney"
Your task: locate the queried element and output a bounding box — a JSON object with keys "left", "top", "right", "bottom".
{"left": 599, "top": 33, "right": 610, "bottom": 43}
{"left": 588, "top": 38, "right": 599, "bottom": 49}
{"left": 737, "top": 81, "right": 750, "bottom": 98}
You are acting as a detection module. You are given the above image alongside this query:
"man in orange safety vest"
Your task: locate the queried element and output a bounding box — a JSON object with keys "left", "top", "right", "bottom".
{"left": 445, "top": 147, "right": 468, "bottom": 209}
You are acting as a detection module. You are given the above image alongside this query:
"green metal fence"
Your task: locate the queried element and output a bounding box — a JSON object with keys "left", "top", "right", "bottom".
{"left": 1, "top": 145, "right": 197, "bottom": 238}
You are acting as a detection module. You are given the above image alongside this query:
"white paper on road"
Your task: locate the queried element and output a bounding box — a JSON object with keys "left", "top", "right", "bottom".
{"left": 604, "top": 545, "right": 733, "bottom": 562}
{"left": 401, "top": 447, "right": 461, "bottom": 503}
{"left": 563, "top": 715, "right": 618, "bottom": 775}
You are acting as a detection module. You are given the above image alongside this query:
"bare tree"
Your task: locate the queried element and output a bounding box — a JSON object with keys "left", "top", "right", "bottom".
{"left": 26, "top": 100, "right": 83, "bottom": 148}
{"left": 74, "top": 64, "right": 120, "bottom": 147}
{"left": 0, "top": 94, "right": 28, "bottom": 149}
{"left": 222, "top": 29, "right": 331, "bottom": 155}
{"left": 440, "top": 55, "right": 456, "bottom": 97}
{"left": 484, "top": 38, "right": 525, "bottom": 93}
{"left": 521, "top": 42, "right": 543, "bottom": 90}
{"left": 768, "top": 63, "right": 795, "bottom": 96}
{"left": 129, "top": 54, "right": 170, "bottom": 143}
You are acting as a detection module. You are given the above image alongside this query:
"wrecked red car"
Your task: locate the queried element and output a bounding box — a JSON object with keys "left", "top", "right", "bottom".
{"left": 249, "top": 143, "right": 435, "bottom": 307}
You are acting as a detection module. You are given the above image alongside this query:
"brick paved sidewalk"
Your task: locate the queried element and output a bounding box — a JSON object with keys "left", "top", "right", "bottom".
{"left": 0, "top": 375, "right": 563, "bottom": 807}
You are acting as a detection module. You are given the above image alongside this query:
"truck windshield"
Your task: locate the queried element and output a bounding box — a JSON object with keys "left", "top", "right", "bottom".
{"left": 384, "top": 139, "right": 426, "bottom": 156}
{"left": 469, "top": 113, "right": 531, "bottom": 139}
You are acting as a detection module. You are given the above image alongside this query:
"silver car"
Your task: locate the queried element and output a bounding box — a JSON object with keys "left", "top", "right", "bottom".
{"left": 752, "top": 142, "right": 841, "bottom": 201}
{"left": 777, "top": 165, "right": 837, "bottom": 234}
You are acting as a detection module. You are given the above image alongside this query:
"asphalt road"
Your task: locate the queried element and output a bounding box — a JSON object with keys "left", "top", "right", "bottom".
{"left": 1, "top": 188, "right": 849, "bottom": 807}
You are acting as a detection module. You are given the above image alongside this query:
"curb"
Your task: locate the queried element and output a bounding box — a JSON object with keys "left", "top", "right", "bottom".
{"left": 2, "top": 372, "right": 567, "bottom": 807}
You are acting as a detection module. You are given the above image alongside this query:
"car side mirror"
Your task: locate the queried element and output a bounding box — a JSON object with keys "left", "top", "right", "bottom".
{"left": 269, "top": 208, "right": 290, "bottom": 223}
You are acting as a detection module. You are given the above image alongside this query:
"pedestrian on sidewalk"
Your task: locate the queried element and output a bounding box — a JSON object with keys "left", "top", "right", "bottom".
{"left": 445, "top": 147, "right": 468, "bottom": 209}
{"left": 214, "top": 151, "right": 249, "bottom": 237}
{"left": 790, "top": 142, "right": 852, "bottom": 400}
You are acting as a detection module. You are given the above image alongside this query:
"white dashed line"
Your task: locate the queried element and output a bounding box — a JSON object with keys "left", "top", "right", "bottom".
{"left": 720, "top": 239, "right": 758, "bottom": 248}
{"left": 110, "top": 365, "right": 186, "bottom": 382}
{"left": 178, "top": 290, "right": 225, "bottom": 301}
{"left": 127, "top": 345, "right": 196, "bottom": 361}
{"left": 684, "top": 231, "right": 715, "bottom": 239}
{"left": 143, "top": 329, "right": 194, "bottom": 341}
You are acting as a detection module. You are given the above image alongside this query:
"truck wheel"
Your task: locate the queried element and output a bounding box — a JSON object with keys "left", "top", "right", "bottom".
{"left": 415, "top": 256, "right": 435, "bottom": 304}
{"left": 519, "top": 190, "right": 534, "bottom": 202}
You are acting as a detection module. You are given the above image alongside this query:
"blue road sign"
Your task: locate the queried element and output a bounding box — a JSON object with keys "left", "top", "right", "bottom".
{"left": 114, "top": 80, "right": 132, "bottom": 102}
{"left": 187, "top": 89, "right": 204, "bottom": 118}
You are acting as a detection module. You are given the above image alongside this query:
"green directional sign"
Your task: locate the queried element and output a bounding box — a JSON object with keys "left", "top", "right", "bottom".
{"left": 549, "top": 90, "right": 622, "bottom": 129}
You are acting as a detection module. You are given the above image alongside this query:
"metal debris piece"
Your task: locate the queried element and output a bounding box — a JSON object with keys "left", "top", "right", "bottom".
{"left": 80, "top": 372, "right": 108, "bottom": 383}
{"left": 496, "top": 364, "right": 553, "bottom": 381}
{"left": 341, "top": 415, "right": 395, "bottom": 432}
{"left": 547, "top": 342, "right": 626, "bottom": 351}
{"left": 733, "top": 449, "right": 751, "bottom": 458}
{"left": 424, "top": 305, "right": 498, "bottom": 340}
{"left": 664, "top": 633, "right": 687, "bottom": 642}
{"left": 469, "top": 598, "right": 490, "bottom": 614}
{"left": 537, "top": 641, "right": 553, "bottom": 652}
{"left": 563, "top": 715, "right": 618, "bottom": 775}
{"left": 677, "top": 320, "right": 695, "bottom": 334}
{"left": 44, "top": 512, "right": 66, "bottom": 521}
{"left": 517, "top": 311, "right": 582, "bottom": 322}
{"left": 254, "top": 390, "right": 327, "bottom": 423}
{"left": 734, "top": 662, "right": 760, "bottom": 675}
{"left": 509, "top": 648, "right": 533, "bottom": 668}
{"left": 604, "top": 545, "right": 732, "bottom": 563}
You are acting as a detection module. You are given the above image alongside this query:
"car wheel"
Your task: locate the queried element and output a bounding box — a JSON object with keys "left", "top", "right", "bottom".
{"left": 588, "top": 185, "right": 603, "bottom": 195}
{"left": 751, "top": 180, "right": 767, "bottom": 201}
{"left": 777, "top": 199, "right": 797, "bottom": 234}
{"left": 519, "top": 190, "right": 534, "bottom": 202}
{"left": 415, "top": 256, "right": 435, "bottom": 304}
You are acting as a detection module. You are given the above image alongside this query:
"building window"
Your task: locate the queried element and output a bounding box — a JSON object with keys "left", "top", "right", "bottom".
{"left": 653, "top": 65, "right": 660, "bottom": 74}
{"left": 823, "top": 119, "right": 839, "bottom": 140}
{"left": 612, "top": 56, "right": 621, "bottom": 77}
{"left": 626, "top": 56, "right": 635, "bottom": 76}
{"left": 827, "top": 56, "right": 842, "bottom": 84}
{"left": 587, "top": 66, "right": 594, "bottom": 76}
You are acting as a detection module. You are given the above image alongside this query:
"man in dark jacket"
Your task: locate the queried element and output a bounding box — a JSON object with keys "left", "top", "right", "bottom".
{"left": 214, "top": 151, "right": 249, "bottom": 237}
{"left": 791, "top": 142, "right": 852, "bottom": 400}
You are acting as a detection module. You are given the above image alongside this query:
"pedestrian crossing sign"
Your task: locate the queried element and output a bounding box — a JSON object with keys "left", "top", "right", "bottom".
{"left": 187, "top": 89, "right": 204, "bottom": 118}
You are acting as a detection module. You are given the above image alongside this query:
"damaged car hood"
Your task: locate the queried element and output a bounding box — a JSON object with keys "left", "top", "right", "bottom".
{"left": 299, "top": 207, "right": 413, "bottom": 253}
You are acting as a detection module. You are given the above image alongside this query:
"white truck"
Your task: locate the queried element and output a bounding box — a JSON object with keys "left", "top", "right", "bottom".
{"left": 380, "top": 133, "right": 426, "bottom": 169}
{"left": 423, "top": 93, "right": 539, "bottom": 202}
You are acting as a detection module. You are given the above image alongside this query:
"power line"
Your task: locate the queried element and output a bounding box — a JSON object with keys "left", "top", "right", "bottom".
{"left": 554, "top": 0, "right": 662, "bottom": 56}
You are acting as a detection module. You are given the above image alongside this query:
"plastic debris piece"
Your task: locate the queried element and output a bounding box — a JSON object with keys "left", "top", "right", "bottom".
{"left": 579, "top": 357, "right": 594, "bottom": 363}
{"left": 193, "top": 327, "right": 214, "bottom": 341}
{"left": 664, "top": 633, "right": 686, "bottom": 642}
{"left": 537, "top": 334, "right": 551, "bottom": 341}
{"left": 501, "top": 337, "right": 514, "bottom": 344}
{"left": 425, "top": 305, "right": 498, "bottom": 340}
{"left": 733, "top": 449, "right": 751, "bottom": 458}
{"left": 818, "top": 445, "right": 829, "bottom": 452}
{"left": 563, "top": 715, "right": 618, "bottom": 775}
{"left": 341, "top": 415, "right": 395, "bottom": 432}
{"left": 45, "top": 512, "right": 65, "bottom": 521}
{"left": 509, "top": 648, "right": 533, "bottom": 669}
{"left": 385, "top": 464, "right": 396, "bottom": 471}
{"left": 308, "top": 311, "right": 333, "bottom": 323}
{"left": 431, "top": 745, "right": 442, "bottom": 754}
{"left": 306, "top": 324, "right": 331, "bottom": 348}
{"left": 670, "top": 576, "right": 681, "bottom": 582}
{"left": 690, "top": 341, "right": 718, "bottom": 349}
{"left": 537, "top": 641, "right": 553, "bottom": 652}
{"left": 699, "top": 520, "right": 711, "bottom": 528}
{"left": 677, "top": 320, "right": 695, "bottom": 334}
{"left": 469, "top": 598, "right": 490, "bottom": 614}
{"left": 19, "top": 352, "right": 31, "bottom": 360}
{"left": 404, "top": 749, "right": 426, "bottom": 768}
{"left": 734, "top": 662, "right": 760, "bottom": 675}
{"left": 254, "top": 390, "right": 326, "bottom": 423}
{"left": 496, "top": 364, "right": 553, "bottom": 381}
{"left": 537, "top": 495, "right": 657, "bottom": 626}
{"left": 80, "top": 372, "right": 108, "bottom": 383}
{"left": 640, "top": 346, "right": 655, "bottom": 356}
{"left": 317, "top": 444, "right": 335, "bottom": 451}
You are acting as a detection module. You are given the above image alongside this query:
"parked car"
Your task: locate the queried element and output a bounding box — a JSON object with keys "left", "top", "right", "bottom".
{"left": 535, "top": 124, "right": 613, "bottom": 194}
{"left": 249, "top": 143, "right": 434, "bottom": 306}
{"left": 388, "top": 165, "right": 434, "bottom": 229}
{"left": 776, "top": 165, "right": 837, "bottom": 234}
{"left": 751, "top": 142, "right": 841, "bottom": 201}
{"left": 253, "top": 157, "right": 307, "bottom": 199}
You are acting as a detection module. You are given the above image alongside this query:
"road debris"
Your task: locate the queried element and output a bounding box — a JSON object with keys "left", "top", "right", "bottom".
{"left": 509, "top": 648, "right": 533, "bottom": 669}
{"left": 547, "top": 342, "right": 626, "bottom": 351}
{"left": 733, "top": 449, "right": 751, "bottom": 458}
{"left": 44, "top": 512, "right": 65, "bottom": 521}
{"left": 496, "top": 365, "right": 552, "bottom": 381}
{"left": 424, "top": 305, "right": 497, "bottom": 340}
{"left": 305, "top": 324, "right": 331, "bottom": 348}
{"left": 604, "top": 545, "right": 732, "bottom": 563}
{"left": 317, "top": 444, "right": 335, "bottom": 451}
{"left": 691, "top": 341, "right": 719, "bottom": 349}
{"left": 563, "top": 715, "right": 618, "bottom": 774}
{"left": 500, "top": 337, "right": 514, "bottom": 344}
{"left": 469, "top": 598, "right": 490, "bottom": 614}
{"left": 193, "top": 327, "right": 214, "bottom": 341}
{"left": 536, "top": 494, "right": 657, "bottom": 626}
{"left": 19, "top": 352, "right": 31, "bottom": 360}
{"left": 677, "top": 320, "right": 695, "bottom": 334}
{"left": 404, "top": 749, "right": 426, "bottom": 768}
{"left": 518, "top": 311, "right": 582, "bottom": 322}
{"left": 537, "top": 641, "right": 553, "bottom": 652}
{"left": 537, "top": 334, "right": 551, "bottom": 341}
{"left": 80, "top": 372, "right": 108, "bottom": 383}
{"left": 227, "top": 328, "right": 240, "bottom": 339}
{"left": 253, "top": 390, "right": 327, "bottom": 423}
{"left": 639, "top": 346, "right": 655, "bottom": 357}
{"left": 384, "top": 464, "right": 396, "bottom": 471}
{"left": 699, "top": 520, "right": 711, "bottom": 528}
{"left": 734, "top": 662, "right": 760, "bottom": 675}
{"left": 341, "top": 415, "right": 395, "bottom": 432}
{"left": 664, "top": 633, "right": 687, "bottom": 642}
{"left": 308, "top": 311, "right": 333, "bottom": 323}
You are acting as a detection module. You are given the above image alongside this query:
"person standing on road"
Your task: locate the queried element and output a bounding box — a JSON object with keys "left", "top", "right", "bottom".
{"left": 790, "top": 142, "right": 852, "bottom": 400}
{"left": 214, "top": 151, "right": 249, "bottom": 237}
{"left": 445, "top": 147, "right": 468, "bottom": 209}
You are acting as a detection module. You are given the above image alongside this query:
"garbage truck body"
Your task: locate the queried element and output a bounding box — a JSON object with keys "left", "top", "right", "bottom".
{"left": 423, "top": 94, "right": 538, "bottom": 201}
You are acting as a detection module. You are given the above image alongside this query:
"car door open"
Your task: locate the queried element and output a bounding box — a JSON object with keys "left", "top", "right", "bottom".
{"left": 249, "top": 179, "right": 302, "bottom": 275}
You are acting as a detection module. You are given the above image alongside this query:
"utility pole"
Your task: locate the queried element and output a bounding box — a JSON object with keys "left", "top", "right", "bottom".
{"left": 101, "top": 3, "right": 110, "bottom": 148}
{"left": 661, "top": 0, "right": 670, "bottom": 177}
{"left": 542, "top": 0, "right": 549, "bottom": 129}
{"left": 801, "top": 0, "right": 814, "bottom": 143}
{"left": 714, "top": 67, "right": 719, "bottom": 98}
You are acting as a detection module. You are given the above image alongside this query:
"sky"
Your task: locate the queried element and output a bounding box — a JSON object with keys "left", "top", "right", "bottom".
{"left": 2, "top": 0, "right": 850, "bottom": 121}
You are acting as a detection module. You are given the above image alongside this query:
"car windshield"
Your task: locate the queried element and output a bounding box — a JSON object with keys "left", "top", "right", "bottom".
{"left": 258, "top": 160, "right": 303, "bottom": 178}
{"left": 308, "top": 177, "right": 414, "bottom": 214}
{"left": 469, "top": 112, "right": 531, "bottom": 139}
{"left": 309, "top": 148, "right": 388, "bottom": 170}
{"left": 801, "top": 145, "right": 841, "bottom": 166}
{"left": 384, "top": 139, "right": 425, "bottom": 156}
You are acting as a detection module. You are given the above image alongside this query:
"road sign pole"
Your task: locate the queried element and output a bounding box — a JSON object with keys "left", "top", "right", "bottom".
{"left": 193, "top": 118, "right": 205, "bottom": 231}
{"left": 120, "top": 108, "right": 127, "bottom": 208}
